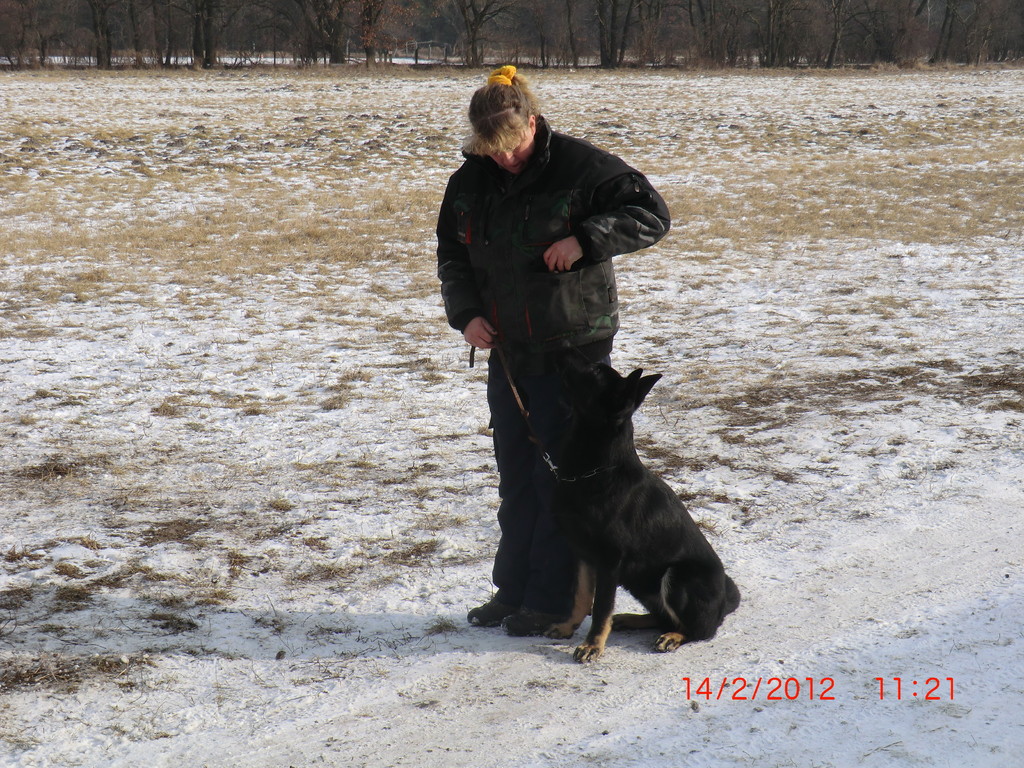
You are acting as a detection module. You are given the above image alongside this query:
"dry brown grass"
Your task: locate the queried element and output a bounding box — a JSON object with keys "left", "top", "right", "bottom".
{"left": 14, "top": 453, "right": 112, "bottom": 480}
{"left": 140, "top": 518, "right": 209, "bottom": 547}
{"left": 0, "top": 586, "right": 35, "bottom": 610}
{"left": 663, "top": 141, "right": 1024, "bottom": 252}
{"left": 3, "top": 74, "right": 443, "bottom": 313}
{"left": 0, "top": 652, "right": 154, "bottom": 694}
{"left": 4, "top": 69, "right": 1021, "bottom": 320}
{"left": 684, "top": 360, "right": 1024, "bottom": 436}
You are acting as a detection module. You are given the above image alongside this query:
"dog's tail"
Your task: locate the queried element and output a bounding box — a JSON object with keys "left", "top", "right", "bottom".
{"left": 724, "top": 575, "right": 741, "bottom": 615}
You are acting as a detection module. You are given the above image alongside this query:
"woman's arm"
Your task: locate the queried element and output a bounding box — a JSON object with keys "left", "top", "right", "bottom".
{"left": 574, "top": 171, "right": 671, "bottom": 261}
{"left": 436, "top": 177, "right": 485, "bottom": 332}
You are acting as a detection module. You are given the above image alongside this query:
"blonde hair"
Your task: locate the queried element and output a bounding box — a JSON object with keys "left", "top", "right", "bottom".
{"left": 463, "top": 66, "right": 541, "bottom": 156}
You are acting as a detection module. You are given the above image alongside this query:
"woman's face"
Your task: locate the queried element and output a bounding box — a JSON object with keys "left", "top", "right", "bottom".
{"left": 489, "top": 115, "right": 537, "bottom": 175}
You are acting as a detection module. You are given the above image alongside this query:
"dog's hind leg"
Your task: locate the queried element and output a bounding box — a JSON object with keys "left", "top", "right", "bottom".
{"left": 546, "top": 562, "right": 595, "bottom": 639}
{"left": 660, "top": 563, "right": 730, "bottom": 648}
{"left": 652, "top": 569, "right": 688, "bottom": 653}
{"left": 654, "top": 632, "right": 686, "bottom": 652}
{"left": 574, "top": 567, "right": 618, "bottom": 663}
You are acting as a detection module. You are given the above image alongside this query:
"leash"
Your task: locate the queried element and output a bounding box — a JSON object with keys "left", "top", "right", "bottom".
{"left": 476, "top": 343, "right": 616, "bottom": 483}
{"left": 493, "top": 344, "right": 562, "bottom": 478}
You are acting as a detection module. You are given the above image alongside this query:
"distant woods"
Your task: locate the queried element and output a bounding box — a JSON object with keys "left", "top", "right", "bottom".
{"left": 1, "top": 0, "right": 1022, "bottom": 69}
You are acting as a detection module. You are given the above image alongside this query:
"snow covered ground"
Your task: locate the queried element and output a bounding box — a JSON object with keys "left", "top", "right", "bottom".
{"left": 1, "top": 67, "right": 1023, "bottom": 767}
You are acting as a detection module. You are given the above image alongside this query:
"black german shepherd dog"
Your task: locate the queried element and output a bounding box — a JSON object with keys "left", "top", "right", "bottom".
{"left": 545, "top": 356, "right": 741, "bottom": 662}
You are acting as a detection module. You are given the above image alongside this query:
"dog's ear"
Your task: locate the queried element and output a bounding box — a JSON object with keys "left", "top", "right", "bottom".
{"left": 624, "top": 370, "right": 662, "bottom": 411}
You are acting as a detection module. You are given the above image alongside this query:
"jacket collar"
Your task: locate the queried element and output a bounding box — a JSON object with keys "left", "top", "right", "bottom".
{"left": 531, "top": 115, "right": 553, "bottom": 167}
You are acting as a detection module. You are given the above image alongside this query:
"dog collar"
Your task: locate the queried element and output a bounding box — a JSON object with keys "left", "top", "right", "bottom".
{"left": 556, "top": 465, "right": 617, "bottom": 483}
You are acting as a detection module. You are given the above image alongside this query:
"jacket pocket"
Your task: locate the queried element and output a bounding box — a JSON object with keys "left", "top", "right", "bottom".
{"left": 453, "top": 194, "right": 474, "bottom": 245}
{"left": 521, "top": 191, "right": 573, "bottom": 246}
{"left": 524, "top": 271, "right": 588, "bottom": 342}
{"left": 523, "top": 263, "right": 618, "bottom": 342}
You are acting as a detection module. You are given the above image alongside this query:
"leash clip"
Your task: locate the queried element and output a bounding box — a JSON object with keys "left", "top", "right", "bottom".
{"left": 541, "top": 451, "right": 559, "bottom": 479}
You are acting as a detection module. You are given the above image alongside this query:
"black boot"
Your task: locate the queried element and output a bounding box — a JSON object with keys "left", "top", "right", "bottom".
{"left": 467, "top": 598, "right": 518, "bottom": 627}
{"left": 502, "top": 608, "right": 564, "bottom": 637}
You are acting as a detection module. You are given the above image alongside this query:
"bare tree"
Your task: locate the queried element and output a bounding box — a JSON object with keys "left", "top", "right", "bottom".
{"left": 152, "top": 0, "right": 173, "bottom": 65}
{"left": 595, "top": 0, "right": 637, "bottom": 67}
{"left": 634, "top": 0, "right": 679, "bottom": 64}
{"left": 514, "top": 0, "right": 556, "bottom": 65}
{"left": 960, "top": 0, "right": 1010, "bottom": 63}
{"left": 564, "top": 0, "right": 580, "bottom": 65}
{"left": 125, "top": 0, "right": 152, "bottom": 65}
{"left": 687, "top": 0, "right": 726, "bottom": 62}
{"left": 987, "top": 0, "right": 1024, "bottom": 60}
{"left": 757, "top": 0, "right": 804, "bottom": 66}
{"left": 83, "top": 0, "right": 121, "bottom": 67}
{"left": 292, "top": 0, "right": 351, "bottom": 62}
{"left": 0, "top": 0, "right": 35, "bottom": 66}
{"left": 37, "top": 0, "right": 71, "bottom": 65}
{"left": 190, "top": 0, "right": 217, "bottom": 67}
{"left": 450, "top": 0, "right": 514, "bottom": 66}
{"left": 360, "top": 0, "right": 387, "bottom": 64}
{"left": 850, "top": 0, "right": 929, "bottom": 63}
{"left": 3, "top": 0, "right": 1023, "bottom": 69}
{"left": 819, "top": 0, "right": 851, "bottom": 66}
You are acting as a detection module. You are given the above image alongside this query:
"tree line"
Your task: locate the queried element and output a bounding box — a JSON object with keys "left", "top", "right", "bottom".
{"left": 2, "top": 0, "right": 1022, "bottom": 70}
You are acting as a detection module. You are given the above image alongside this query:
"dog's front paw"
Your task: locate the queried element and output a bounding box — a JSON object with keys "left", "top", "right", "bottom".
{"left": 654, "top": 632, "right": 686, "bottom": 653}
{"left": 573, "top": 643, "right": 604, "bottom": 663}
{"left": 545, "top": 621, "right": 578, "bottom": 639}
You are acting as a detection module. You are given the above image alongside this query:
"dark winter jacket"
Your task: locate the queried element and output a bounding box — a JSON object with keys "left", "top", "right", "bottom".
{"left": 436, "top": 116, "right": 670, "bottom": 374}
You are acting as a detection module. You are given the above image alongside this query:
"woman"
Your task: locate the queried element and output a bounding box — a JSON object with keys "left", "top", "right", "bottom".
{"left": 436, "top": 66, "right": 670, "bottom": 636}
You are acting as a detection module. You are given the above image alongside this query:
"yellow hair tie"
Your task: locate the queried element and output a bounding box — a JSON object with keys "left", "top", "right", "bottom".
{"left": 487, "top": 65, "right": 517, "bottom": 86}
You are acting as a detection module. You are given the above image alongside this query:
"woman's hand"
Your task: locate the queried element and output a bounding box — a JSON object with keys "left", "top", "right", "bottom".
{"left": 543, "top": 236, "right": 583, "bottom": 273}
{"left": 463, "top": 316, "right": 497, "bottom": 349}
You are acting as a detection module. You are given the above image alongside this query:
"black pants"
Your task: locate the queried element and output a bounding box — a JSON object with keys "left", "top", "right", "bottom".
{"left": 485, "top": 352, "right": 608, "bottom": 616}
